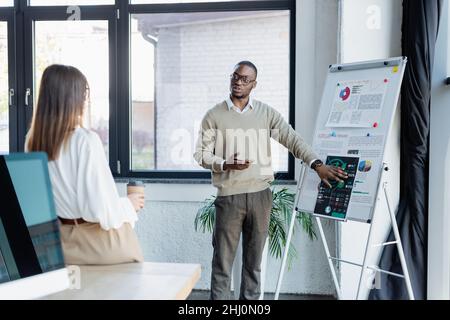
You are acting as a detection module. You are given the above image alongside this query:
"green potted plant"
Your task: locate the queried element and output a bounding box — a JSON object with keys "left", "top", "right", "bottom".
{"left": 194, "top": 186, "right": 317, "bottom": 269}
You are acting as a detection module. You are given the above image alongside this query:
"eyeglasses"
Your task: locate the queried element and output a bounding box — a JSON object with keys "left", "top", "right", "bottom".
{"left": 230, "top": 73, "right": 256, "bottom": 85}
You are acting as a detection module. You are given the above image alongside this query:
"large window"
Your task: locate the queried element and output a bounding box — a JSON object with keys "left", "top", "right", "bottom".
{"left": 2, "top": 0, "right": 295, "bottom": 180}
{"left": 127, "top": 0, "right": 295, "bottom": 179}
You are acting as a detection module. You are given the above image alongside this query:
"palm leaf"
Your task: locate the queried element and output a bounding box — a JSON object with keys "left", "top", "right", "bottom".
{"left": 296, "top": 211, "right": 317, "bottom": 241}
{"left": 194, "top": 196, "right": 216, "bottom": 233}
{"left": 269, "top": 189, "right": 294, "bottom": 268}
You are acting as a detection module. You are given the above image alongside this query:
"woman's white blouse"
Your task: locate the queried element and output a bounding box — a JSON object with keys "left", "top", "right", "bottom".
{"left": 44, "top": 128, "right": 137, "bottom": 230}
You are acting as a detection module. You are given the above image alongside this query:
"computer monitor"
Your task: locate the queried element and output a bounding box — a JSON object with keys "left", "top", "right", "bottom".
{"left": 0, "top": 153, "right": 70, "bottom": 300}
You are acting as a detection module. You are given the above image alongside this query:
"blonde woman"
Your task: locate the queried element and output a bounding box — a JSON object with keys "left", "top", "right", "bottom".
{"left": 27, "top": 64, "right": 145, "bottom": 265}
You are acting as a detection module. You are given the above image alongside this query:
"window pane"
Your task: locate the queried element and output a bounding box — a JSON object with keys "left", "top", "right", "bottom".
{"left": 132, "top": 0, "right": 273, "bottom": 3}
{"left": 0, "top": 22, "right": 8, "bottom": 154}
{"left": 0, "top": 1, "right": 13, "bottom": 6}
{"left": 130, "top": 11, "right": 290, "bottom": 172}
{"left": 34, "top": 21, "right": 110, "bottom": 158}
{"left": 30, "top": 0, "right": 114, "bottom": 5}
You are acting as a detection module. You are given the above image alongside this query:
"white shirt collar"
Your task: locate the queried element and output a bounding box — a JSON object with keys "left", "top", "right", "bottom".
{"left": 226, "top": 96, "right": 254, "bottom": 113}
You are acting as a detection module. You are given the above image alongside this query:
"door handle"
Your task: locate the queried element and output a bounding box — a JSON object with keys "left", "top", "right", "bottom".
{"left": 25, "top": 88, "right": 31, "bottom": 106}
{"left": 9, "top": 89, "right": 15, "bottom": 106}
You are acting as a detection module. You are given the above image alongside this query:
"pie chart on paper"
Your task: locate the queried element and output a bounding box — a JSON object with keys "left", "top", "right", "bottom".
{"left": 358, "top": 160, "right": 373, "bottom": 172}
{"left": 339, "top": 86, "right": 351, "bottom": 101}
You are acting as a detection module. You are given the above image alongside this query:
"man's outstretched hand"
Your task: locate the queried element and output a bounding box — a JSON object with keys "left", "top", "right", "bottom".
{"left": 315, "top": 165, "right": 348, "bottom": 188}
{"left": 223, "top": 153, "right": 252, "bottom": 171}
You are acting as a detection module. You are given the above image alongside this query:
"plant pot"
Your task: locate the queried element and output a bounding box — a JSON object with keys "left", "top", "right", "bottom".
{"left": 231, "top": 234, "right": 269, "bottom": 300}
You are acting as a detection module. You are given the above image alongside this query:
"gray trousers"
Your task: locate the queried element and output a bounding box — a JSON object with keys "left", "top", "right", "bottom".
{"left": 210, "top": 188, "right": 272, "bottom": 300}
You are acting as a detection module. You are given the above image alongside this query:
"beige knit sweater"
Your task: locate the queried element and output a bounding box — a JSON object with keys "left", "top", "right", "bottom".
{"left": 194, "top": 99, "right": 318, "bottom": 196}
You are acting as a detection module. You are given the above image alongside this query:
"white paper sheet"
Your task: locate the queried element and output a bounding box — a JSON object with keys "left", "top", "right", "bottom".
{"left": 326, "top": 79, "right": 388, "bottom": 128}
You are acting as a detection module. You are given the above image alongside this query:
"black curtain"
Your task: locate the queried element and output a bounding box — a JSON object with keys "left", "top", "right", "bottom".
{"left": 369, "top": 0, "right": 443, "bottom": 300}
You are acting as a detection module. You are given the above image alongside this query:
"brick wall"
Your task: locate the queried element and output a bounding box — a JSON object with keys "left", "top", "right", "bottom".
{"left": 154, "top": 12, "right": 291, "bottom": 171}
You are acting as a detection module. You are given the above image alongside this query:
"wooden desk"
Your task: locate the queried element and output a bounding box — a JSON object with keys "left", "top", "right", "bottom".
{"left": 42, "top": 262, "right": 201, "bottom": 300}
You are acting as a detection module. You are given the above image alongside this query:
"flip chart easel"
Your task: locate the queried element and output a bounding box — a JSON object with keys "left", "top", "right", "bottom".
{"left": 274, "top": 57, "right": 414, "bottom": 300}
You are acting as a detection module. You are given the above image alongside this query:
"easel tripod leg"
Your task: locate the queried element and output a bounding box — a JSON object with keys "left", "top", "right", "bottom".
{"left": 356, "top": 218, "right": 376, "bottom": 299}
{"left": 383, "top": 183, "right": 415, "bottom": 300}
{"left": 316, "top": 217, "right": 342, "bottom": 299}
{"left": 275, "top": 165, "right": 307, "bottom": 300}
{"left": 274, "top": 207, "right": 297, "bottom": 300}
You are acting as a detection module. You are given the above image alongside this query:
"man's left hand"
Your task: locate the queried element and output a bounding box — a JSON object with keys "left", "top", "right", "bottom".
{"left": 315, "top": 165, "right": 348, "bottom": 188}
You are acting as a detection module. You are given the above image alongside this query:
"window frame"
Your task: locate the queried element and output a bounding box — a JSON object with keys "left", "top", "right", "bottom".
{"left": 119, "top": 0, "right": 296, "bottom": 180}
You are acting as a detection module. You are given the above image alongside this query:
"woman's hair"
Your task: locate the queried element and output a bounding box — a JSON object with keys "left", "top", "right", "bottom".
{"left": 27, "top": 64, "right": 89, "bottom": 161}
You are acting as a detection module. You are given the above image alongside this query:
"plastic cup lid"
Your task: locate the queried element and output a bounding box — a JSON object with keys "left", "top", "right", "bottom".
{"left": 127, "top": 181, "right": 145, "bottom": 187}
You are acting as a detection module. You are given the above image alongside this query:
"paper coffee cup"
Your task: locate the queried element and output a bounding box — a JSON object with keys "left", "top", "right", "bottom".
{"left": 127, "top": 181, "right": 145, "bottom": 195}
